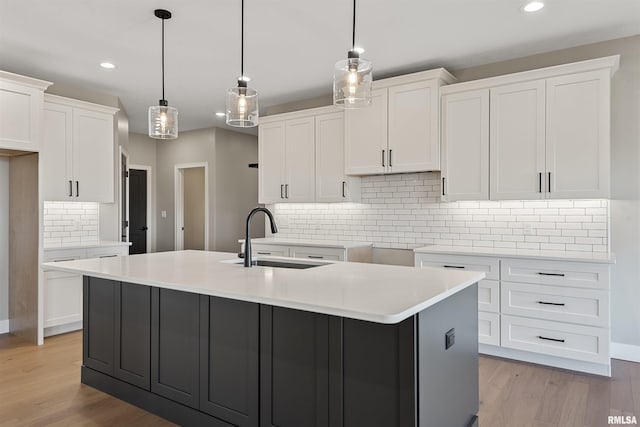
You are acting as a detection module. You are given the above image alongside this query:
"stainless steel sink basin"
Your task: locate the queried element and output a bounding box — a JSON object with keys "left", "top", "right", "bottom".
{"left": 223, "top": 258, "right": 330, "bottom": 269}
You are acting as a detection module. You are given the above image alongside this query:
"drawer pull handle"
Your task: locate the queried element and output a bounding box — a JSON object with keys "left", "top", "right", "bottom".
{"left": 99, "top": 254, "right": 118, "bottom": 258}
{"left": 257, "top": 252, "right": 271, "bottom": 255}
{"left": 538, "top": 335, "right": 565, "bottom": 343}
{"left": 443, "top": 265, "right": 465, "bottom": 269}
{"left": 53, "top": 258, "right": 77, "bottom": 262}
{"left": 308, "top": 255, "right": 324, "bottom": 259}
{"left": 537, "top": 301, "right": 565, "bottom": 306}
{"left": 537, "top": 272, "right": 565, "bottom": 277}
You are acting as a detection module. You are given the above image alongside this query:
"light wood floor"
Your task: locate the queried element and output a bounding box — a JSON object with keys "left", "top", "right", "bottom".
{"left": 1, "top": 332, "right": 638, "bottom": 426}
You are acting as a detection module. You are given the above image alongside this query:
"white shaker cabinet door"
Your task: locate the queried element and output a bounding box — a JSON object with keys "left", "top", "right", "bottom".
{"left": 259, "top": 121, "right": 286, "bottom": 204}
{"left": 284, "top": 116, "right": 315, "bottom": 202}
{"left": 441, "top": 89, "right": 490, "bottom": 201}
{"left": 345, "top": 88, "right": 388, "bottom": 175}
{"left": 490, "top": 80, "right": 546, "bottom": 200}
{"left": 388, "top": 80, "right": 440, "bottom": 173}
{"left": 42, "top": 102, "right": 74, "bottom": 200}
{"left": 0, "top": 80, "right": 44, "bottom": 151}
{"left": 316, "top": 112, "right": 348, "bottom": 202}
{"left": 545, "top": 70, "right": 610, "bottom": 199}
{"left": 72, "top": 108, "right": 114, "bottom": 202}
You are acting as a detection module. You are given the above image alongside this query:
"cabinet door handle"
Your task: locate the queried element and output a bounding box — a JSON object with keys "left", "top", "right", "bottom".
{"left": 538, "top": 335, "right": 565, "bottom": 343}
{"left": 53, "top": 258, "right": 77, "bottom": 262}
{"left": 342, "top": 181, "right": 346, "bottom": 198}
{"left": 280, "top": 184, "right": 284, "bottom": 199}
{"left": 443, "top": 265, "right": 465, "bottom": 269}
{"left": 69, "top": 180, "right": 73, "bottom": 197}
{"left": 257, "top": 252, "right": 271, "bottom": 255}
{"left": 537, "top": 272, "right": 565, "bottom": 277}
{"left": 285, "top": 184, "right": 289, "bottom": 199}
{"left": 389, "top": 149, "right": 393, "bottom": 167}
{"left": 76, "top": 181, "right": 79, "bottom": 197}
{"left": 99, "top": 254, "right": 118, "bottom": 258}
{"left": 442, "top": 177, "right": 446, "bottom": 196}
{"left": 308, "top": 255, "right": 324, "bottom": 259}
{"left": 548, "top": 172, "right": 551, "bottom": 193}
{"left": 382, "top": 150, "right": 385, "bottom": 167}
{"left": 539, "top": 172, "right": 543, "bottom": 193}
{"left": 537, "top": 301, "right": 566, "bottom": 306}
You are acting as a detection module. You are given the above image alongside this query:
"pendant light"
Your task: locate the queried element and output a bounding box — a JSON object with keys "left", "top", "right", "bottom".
{"left": 226, "top": 0, "right": 259, "bottom": 127}
{"left": 148, "top": 9, "right": 178, "bottom": 139}
{"left": 333, "top": 0, "right": 372, "bottom": 108}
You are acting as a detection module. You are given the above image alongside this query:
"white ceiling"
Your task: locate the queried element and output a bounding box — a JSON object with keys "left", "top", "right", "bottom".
{"left": 1, "top": 0, "right": 639, "bottom": 135}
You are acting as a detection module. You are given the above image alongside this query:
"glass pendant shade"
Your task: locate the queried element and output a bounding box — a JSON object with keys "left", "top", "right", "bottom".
{"left": 226, "top": 83, "right": 259, "bottom": 127}
{"left": 333, "top": 53, "right": 373, "bottom": 108}
{"left": 148, "top": 102, "right": 178, "bottom": 139}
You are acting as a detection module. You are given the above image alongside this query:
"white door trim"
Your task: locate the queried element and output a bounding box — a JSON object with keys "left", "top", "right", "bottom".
{"left": 174, "top": 162, "right": 209, "bottom": 251}
{"left": 129, "top": 164, "right": 152, "bottom": 253}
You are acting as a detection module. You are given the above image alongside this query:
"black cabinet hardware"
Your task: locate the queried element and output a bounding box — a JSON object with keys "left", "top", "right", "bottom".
{"left": 307, "top": 255, "right": 324, "bottom": 259}
{"left": 539, "top": 172, "right": 543, "bottom": 193}
{"left": 99, "top": 254, "right": 118, "bottom": 258}
{"left": 442, "top": 177, "right": 446, "bottom": 196}
{"left": 285, "top": 184, "right": 289, "bottom": 199}
{"left": 537, "top": 272, "right": 565, "bottom": 277}
{"left": 69, "top": 180, "right": 73, "bottom": 197}
{"left": 257, "top": 252, "right": 271, "bottom": 255}
{"left": 76, "top": 181, "right": 79, "bottom": 197}
{"left": 382, "top": 150, "right": 385, "bottom": 167}
{"left": 443, "top": 265, "right": 465, "bottom": 269}
{"left": 537, "top": 301, "right": 565, "bottom": 306}
{"left": 280, "top": 184, "right": 284, "bottom": 199}
{"left": 342, "top": 181, "right": 346, "bottom": 198}
{"left": 389, "top": 149, "right": 393, "bottom": 167}
{"left": 53, "top": 258, "right": 77, "bottom": 262}
{"left": 548, "top": 172, "right": 551, "bottom": 192}
{"left": 538, "top": 335, "right": 565, "bottom": 343}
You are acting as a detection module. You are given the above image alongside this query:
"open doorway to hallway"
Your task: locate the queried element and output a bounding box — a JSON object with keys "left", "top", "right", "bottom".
{"left": 174, "top": 163, "right": 208, "bottom": 251}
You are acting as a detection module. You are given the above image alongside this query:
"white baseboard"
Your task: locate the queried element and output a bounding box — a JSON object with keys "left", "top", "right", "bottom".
{"left": 0, "top": 319, "right": 8, "bottom": 334}
{"left": 611, "top": 342, "right": 640, "bottom": 363}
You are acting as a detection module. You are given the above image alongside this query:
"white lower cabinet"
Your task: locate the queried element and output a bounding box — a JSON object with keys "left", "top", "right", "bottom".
{"left": 249, "top": 242, "right": 372, "bottom": 263}
{"left": 43, "top": 245, "right": 129, "bottom": 337}
{"left": 415, "top": 251, "right": 612, "bottom": 375}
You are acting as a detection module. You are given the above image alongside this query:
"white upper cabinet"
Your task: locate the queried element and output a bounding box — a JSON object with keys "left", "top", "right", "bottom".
{"left": 388, "top": 79, "right": 440, "bottom": 173}
{"left": 545, "top": 70, "right": 610, "bottom": 199}
{"left": 441, "top": 89, "right": 490, "bottom": 201}
{"left": 441, "top": 55, "right": 619, "bottom": 201}
{"left": 0, "top": 71, "right": 51, "bottom": 151}
{"left": 315, "top": 112, "right": 359, "bottom": 202}
{"left": 345, "top": 88, "right": 388, "bottom": 175}
{"left": 258, "top": 122, "right": 286, "bottom": 204}
{"left": 41, "top": 95, "right": 118, "bottom": 202}
{"left": 284, "top": 117, "right": 315, "bottom": 202}
{"left": 490, "top": 80, "right": 546, "bottom": 200}
{"left": 345, "top": 69, "right": 455, "bottom": 176}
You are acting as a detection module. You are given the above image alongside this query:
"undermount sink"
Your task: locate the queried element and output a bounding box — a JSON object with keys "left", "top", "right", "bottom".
{"left": 223, "top": 258, "right": 330, "bottom": 269}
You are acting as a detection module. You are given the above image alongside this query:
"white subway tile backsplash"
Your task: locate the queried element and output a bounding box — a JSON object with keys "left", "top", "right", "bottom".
{"left": 268, "top": 172, "right": 609, "bottom": 252}
{"left": 43, "top": 201, "right": 99, "bottom": 246}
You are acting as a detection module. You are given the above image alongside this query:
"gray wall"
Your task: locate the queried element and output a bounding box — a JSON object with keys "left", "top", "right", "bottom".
{"left": 0, "top": 157, "right": 8, "bottom": 325}
{"left": 156, "top": 128, "right": 215, "bottom": 251}
{"left": 129, "top": 132, "right": 158, "bottom": 252}
{"left": 184, "top": 167, "right": 205, "bottom": 250}
{"left": 451, "top": 35, "right": 640, "bottom": 348}
{"left": 213, "top": 128, "right": 263, "bottom": 253}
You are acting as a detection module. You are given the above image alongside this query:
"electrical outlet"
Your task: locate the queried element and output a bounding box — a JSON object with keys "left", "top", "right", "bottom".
{"left": 524, "top": 223, "right": 533, "bottom": 235}
{"left": 161, "top": 210, "right": 167, "bottom": 218}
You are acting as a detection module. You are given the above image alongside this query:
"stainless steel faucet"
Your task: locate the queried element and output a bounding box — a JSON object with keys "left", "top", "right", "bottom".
{"left": 244, "top": 207, "right": 278, "bottom": 267}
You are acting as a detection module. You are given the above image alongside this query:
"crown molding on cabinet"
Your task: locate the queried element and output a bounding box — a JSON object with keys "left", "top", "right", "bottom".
{"left": 0, "top": 70, "right": 51, "bottom": 90}
{"left": 44, "top": 93, "right": 119, "bottom": 115}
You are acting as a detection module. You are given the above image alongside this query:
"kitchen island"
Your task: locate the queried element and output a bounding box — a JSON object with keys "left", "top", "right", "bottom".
{"left": 44, "top": 250, "right": 484, "bottom": 427}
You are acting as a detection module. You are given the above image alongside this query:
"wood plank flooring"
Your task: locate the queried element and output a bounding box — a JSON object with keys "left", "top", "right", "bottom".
{"left": 1, "top": 331, "right": 638, "bottom": 426}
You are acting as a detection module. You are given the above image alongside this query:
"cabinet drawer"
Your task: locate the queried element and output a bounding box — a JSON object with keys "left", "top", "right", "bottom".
{"left": 501, "top": 315, "right": 609, "bottom": 364}
{"left": 501, "top": 259, "right": 610, "bottom": 289}
{"left": 502, "top": 282, "right": 609, "bottom": 327}
{"left": 289, "top": 246, "right": 345, "bottom": 261}
{"left": 479, "top": 312, "right": 500, "bottom": 346}
{"left": 43, "top": 249, "right": 85, "bottom": 263}
{"left": 478, "top": 280, "right": 499, "bottom": 313}
{"left": 251, "top": 244, "right": 289, "bottom": 257}
{"left": 86, "top": 246, "right": 129, "bottom": 258}
{"left": 415, "top": 254, "right": 499, "bottom": 280}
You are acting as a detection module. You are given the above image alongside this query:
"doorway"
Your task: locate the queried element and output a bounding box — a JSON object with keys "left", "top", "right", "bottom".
{"left": 174, "top": 163, "right": 208, "bottom": 251}
{"left": 129, "top": 166, "right": 152, "bottom": 254}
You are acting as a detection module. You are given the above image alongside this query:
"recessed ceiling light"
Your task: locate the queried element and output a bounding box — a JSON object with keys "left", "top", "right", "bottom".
{"left": 215, "top": 112, "right": 226, "bottom": 117}
{"left": 100, "top": 62, "right": 116, "bottom": 69}
{"left": 353, "top": 46, "right": 365, "bottom": 54}
{"left": 523, "top": 1, "right": 544, "bottom": 12}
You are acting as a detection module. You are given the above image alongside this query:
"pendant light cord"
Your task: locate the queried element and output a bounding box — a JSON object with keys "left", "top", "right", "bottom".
{"left": 161, "top": 16, "right": 166, "bottom": 100}
{"left": 352, "top": 0, "right": 356, "bottom": 50}
{"left": 241, "top": 0, "right": 244, "bottom": 78}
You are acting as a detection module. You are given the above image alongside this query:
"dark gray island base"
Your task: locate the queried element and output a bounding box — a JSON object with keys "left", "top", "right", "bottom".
{"left": 82, "top": 276, "right": 479, "bottom": 427}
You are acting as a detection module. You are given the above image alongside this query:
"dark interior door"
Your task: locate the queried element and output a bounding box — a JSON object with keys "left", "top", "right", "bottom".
{"left": 129, "top": 169, "right": 147, "bottom": 254}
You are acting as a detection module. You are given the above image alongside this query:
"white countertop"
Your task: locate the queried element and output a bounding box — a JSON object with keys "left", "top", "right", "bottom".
{"left": 239, "top": 237, "right": 373, "bottom": 249}
{"left": 413, "top": 245, "right": 615, "bottom": 264}
{"left": 43, "top": 250, "right": 483, "bottom": 324}
{"left": 44, "top": 240, "right": 131, "bottom": 251}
